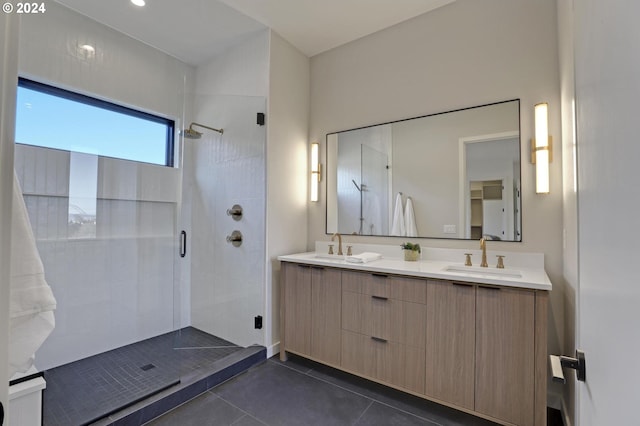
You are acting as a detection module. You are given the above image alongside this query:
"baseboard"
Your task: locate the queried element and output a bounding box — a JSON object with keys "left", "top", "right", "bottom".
{"left": 266, "top": 341, "right": 280, "bottom": 358}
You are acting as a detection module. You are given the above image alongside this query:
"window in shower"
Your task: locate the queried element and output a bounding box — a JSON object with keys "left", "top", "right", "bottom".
{"left": 15, "top": 77, "right": 175, "bottom": 166}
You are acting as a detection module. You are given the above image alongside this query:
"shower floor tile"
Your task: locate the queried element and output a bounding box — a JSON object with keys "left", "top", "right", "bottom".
{"left": 42, "top": 327, "right": 242, "bottom": 426}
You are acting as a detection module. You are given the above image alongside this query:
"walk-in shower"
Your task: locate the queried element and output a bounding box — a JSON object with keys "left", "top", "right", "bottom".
{"left": 11, "top": 93, "right": 267, "bottom": 425}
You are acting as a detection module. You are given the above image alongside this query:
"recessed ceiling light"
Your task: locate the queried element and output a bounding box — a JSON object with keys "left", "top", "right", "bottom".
{"left": 80, "top": 44, "right": 95, "bottom": 53}
{"left": 131, "top": 0, "right": 145, "bottom": 6}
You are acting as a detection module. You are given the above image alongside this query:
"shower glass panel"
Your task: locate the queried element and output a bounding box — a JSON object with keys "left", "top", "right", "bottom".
{"left": 176, "top": 94, "right": 266, "bottom": 372}
{"left": 361, "top": 145, "right": 390, "bottom": 235}
{"left": 12, "top": 84, "right": 184, "bottom": 425}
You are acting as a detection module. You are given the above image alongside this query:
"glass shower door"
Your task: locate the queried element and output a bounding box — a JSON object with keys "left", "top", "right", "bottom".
{"left": 175, "top": 94, "right": 266, "bottom": 381}
{"left": 361, "top": 145, "right": 389, "bottom": 235}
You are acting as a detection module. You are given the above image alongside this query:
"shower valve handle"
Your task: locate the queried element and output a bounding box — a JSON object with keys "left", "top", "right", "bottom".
{"left": 226, "top": 204, "right": 243, "bottom": 221}
{"left": 226, "top": 230, "right": 243, "bottom": 247}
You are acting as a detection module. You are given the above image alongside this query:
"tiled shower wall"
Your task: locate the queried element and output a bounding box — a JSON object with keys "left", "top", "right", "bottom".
{"left": 14, "top": 144, "right": 180, "bottom": 370}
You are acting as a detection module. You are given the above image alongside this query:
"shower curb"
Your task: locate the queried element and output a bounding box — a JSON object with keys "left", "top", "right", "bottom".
{"left": 91, "top": 345, "right": 266, "bottom": 426}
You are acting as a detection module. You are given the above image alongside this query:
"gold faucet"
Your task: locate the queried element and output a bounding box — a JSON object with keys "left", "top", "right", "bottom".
{"left": 331, "top": 233, "right": 343, "bottom": 255}
{"left": 480, "top": 237, "right": 488, "bottom": 267}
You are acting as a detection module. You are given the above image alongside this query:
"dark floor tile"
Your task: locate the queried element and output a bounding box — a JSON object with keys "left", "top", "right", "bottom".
{"left": 213, "top": 362, "right": 371, "bottom": 426}
{"left": 298, "top": 359, "right": 498, "bottom": 426}
{"left": 268, "top": 353, "right": 315, "bottom": 374}
{"left": 146, "top": 391, "right": 245, "bottom": 426}
{"left": 355, "top": 402, "right": 437, "bottom": 426}
{"left": 230, "top": 414, "right": 267, "bottom": 426}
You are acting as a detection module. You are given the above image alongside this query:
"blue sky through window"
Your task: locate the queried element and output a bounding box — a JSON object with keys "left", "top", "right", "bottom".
{"left": 15, "top": 83, "right": 173, "bottom": 166}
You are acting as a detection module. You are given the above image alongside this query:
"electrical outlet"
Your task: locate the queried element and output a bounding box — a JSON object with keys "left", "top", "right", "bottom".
{"left": 443, "top": 225, "right": 456, "bottom": 234}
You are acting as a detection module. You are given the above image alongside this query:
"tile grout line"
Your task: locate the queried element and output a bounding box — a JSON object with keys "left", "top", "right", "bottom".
{"left": 351, "top": 400, "right": 374, "bottom": 426}
{"left": 217, "top": 394, "right": 270, "bottom": 426}
{"left": 271, "top": 360, "right": 443, "bottom": 426}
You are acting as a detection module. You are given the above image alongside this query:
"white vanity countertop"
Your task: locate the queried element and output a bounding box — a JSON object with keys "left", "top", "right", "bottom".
{"left": 278, "top": 243, "right": 552, "bottom": 291}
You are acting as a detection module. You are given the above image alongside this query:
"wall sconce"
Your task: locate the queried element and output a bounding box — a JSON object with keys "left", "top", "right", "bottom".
{"left": 310, "top": 142, "right": 321, "bottom": 202}
{"left": 532, "top": 102, "right": 552, "bottom": 194}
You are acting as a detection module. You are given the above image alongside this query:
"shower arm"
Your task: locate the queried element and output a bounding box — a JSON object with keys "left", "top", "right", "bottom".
{"left": 189, "top": 122, "right": 224, "bottom": 134}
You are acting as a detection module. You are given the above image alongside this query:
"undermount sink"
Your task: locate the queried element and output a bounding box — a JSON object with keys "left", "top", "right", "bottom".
{"left": 443, "top": 265, "right": 522, "bottom": 279}
{"left": 314, "top": 253, "right": 346, "bottom": 260}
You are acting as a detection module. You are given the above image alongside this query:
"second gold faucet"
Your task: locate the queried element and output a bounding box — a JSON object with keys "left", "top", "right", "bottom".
{"left": 331, "top": 232, "right": 343, "bottom": 255}
{"left": 480, "top": 236, "right": 488, "bottom": 267}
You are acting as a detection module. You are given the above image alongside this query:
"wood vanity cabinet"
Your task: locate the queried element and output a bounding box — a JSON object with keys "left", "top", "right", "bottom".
{"left": 475, "top": 285, "right": 537, "bottom": 426}
{"left": 281, "top": 262, "right": 341, "bottom": 365}
{"left": 425, "top": 280, "right": 476, "bottom": 410}
{"left": 280, "top": 262, "right": 548, "bottom": 426}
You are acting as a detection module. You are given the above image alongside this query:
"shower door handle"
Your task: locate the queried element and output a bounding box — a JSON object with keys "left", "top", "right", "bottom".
{"left": 180, "top": 230, "right": 187, "bottom": 258}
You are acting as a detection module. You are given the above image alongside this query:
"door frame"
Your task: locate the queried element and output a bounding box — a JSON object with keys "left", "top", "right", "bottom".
{"left": 1, "top": 12, "right": 20, "bottom": 420}
{"left": 458, "top": 131, "right": 519, "bottom": 239}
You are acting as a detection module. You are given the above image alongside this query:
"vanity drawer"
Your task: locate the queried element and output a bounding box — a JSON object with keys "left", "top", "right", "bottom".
{"left": 342, "top": 290, "right": 426, "bottom": 348}
{"left": 341, "top": 330, "right": 425, "bottom": 394}
{"left": 342, "top": 271, "right": 427, "bottom": 304}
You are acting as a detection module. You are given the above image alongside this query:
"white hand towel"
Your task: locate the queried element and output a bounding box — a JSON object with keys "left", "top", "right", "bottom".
{"left": 404, "top": 197, "right": 418, "bottom": 237}
{"left": 346, "top": 252, "right": 383, "bottom": 263}
{"left": 9, "top": 170, "right": 57, "bottom": 376}
{"left": 390, "top": 193, "right": 405, "bottom": 236}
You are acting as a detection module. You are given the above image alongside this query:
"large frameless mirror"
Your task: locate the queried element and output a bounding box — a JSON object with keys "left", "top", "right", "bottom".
{"left": 326, "top": 99, "right": 521, "bottom": 241}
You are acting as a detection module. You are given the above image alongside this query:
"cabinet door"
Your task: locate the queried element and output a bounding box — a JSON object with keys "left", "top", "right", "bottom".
{"left": 311, "top": 267, "right": 342, "bottom": 365}
{"left": 475, "top": 286, "right": 535, "bottom": 426}
{"left": 425, "top": 281, "right": 475, "bottom": 410}
{"left": 282, "top": 263, "right": 312, "bottom": 356}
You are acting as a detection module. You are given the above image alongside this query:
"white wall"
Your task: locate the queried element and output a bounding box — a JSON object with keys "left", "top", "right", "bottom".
{"left": 265, "top": 31, "right": 310, "bottom": 354}
{"left": 187, "top": 30, "right": 269, "bottom": 348}
{"left": 1, "top": 11, "right": 19, "bottom": 416}
{"left": 309, "top": 0, "right": 564, "bottom": 377}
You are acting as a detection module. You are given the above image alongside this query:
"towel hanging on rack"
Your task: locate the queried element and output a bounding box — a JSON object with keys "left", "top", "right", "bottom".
{"left": 404, "top": 197, "right": 418, "bottom": 237}
{"left": 390, "top": 193, "right": 405, "bottom": 236}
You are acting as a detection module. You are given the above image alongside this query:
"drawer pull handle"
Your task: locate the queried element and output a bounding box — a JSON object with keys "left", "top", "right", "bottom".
{"left": 371, "top": 295, "right": 388, "bottom": 301}
{"left": 371, "top": 336, "right": 388, "bottom": 343}
{"left": 297, "top": 265, "right": 311, "bottom": 269}
{"left": 479, "top": 285, "right": 501, "bottom": 291}
{"left": 453, "top": 282, "right": 473, "bottom": 288}
{"left": 371, "top": 273, "right": 388, "bottom": 278}
{"left": 311, "top": 266, "right": 325, "bottom": 270}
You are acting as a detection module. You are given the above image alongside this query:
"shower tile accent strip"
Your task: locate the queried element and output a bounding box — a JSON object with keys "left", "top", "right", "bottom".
{"left": 42, "top": 327, "right": 266, "bottom": 426}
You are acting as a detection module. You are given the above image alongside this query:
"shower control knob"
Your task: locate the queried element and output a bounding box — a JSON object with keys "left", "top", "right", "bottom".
{"left": 226, "top": 230, "right": 243, "bottom": 247}
{"left": 226, "top": 204, "right": 243, "bottom": 221}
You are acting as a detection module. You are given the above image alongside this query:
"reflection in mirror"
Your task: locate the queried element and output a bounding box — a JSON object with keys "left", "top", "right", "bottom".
{"left": 327, "top": 99, "right": 521, "bottom": 241}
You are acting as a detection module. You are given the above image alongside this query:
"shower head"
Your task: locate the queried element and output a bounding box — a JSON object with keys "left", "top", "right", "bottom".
{"left": 183, "top": 128, "right": 202, "bottom": 139}
{"left": 182, "top": 122, "right": 223, "bottom": 139}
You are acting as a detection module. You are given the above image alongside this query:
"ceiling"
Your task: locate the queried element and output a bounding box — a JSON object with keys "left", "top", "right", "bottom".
{"left": 54, "top": 0, "right": 455, "bottom": 65}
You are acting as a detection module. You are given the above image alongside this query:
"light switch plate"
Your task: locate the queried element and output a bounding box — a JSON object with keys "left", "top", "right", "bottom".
{"left": 443, "top": 224, "right": 456, "bottom": 234}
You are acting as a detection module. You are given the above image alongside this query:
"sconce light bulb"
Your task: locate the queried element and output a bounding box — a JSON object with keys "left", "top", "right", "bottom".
{"left": 534, "top": 103, "right": 550, "bottom": 193}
